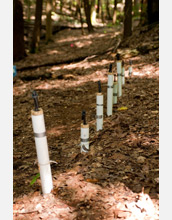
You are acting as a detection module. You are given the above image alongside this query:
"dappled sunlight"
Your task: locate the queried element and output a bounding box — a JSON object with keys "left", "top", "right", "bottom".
{"left": 47, "top": 125, "right": 66, "bottom": 137}
{"left": 13, "top": 62, "right": 159, "bottom": 96}
{"left": 51, "top": 58, "right": 111, "bottom": 71}
{"left": 52, "top": 169, "right": 158, "bottom": 219}
{"left": 47, "top": 49, "right": 61, "bottom": 55}
{"left": 14, "top": 166, "right": 159, "bottom": 219}
{"left": 74, "top": 40, "right": 92, "bottom": 48}
{"left": 56, "top": 30, "right": 119, "bottom": 44}
{"left": 35, "top": 70, "right": 107, "bottom": 91}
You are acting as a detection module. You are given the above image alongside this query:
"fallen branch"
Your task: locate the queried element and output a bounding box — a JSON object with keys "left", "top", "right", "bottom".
{"left": 17, "top": 36, "right": 121, "bottom": 72}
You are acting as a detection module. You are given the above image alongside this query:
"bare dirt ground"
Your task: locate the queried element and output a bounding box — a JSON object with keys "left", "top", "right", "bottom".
{"left": 13, "top": 24, "right": 159, "bottom": 219}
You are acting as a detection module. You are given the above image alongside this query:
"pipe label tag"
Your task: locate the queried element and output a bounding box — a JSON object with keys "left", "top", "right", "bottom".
{"left": 34, "top": 132, "right": 46, "bottom": 138}
{"left": 96, "top": 115, "right": 103, "bottom": 119}
{"left": 81, "top": 138, "right": 89, "bottom": 142}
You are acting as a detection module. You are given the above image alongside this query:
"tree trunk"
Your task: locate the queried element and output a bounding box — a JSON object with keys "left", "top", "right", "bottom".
{"left": 46, "top": 0, "right": 53, "bottom": 43}
{"left": 106, "top": 0, "right": 112, "bottom": 20}
{"left": 75, "top": 2, "right": 80, "bottom": 19}
{"left": 76, "top": 0, "right": 84, "bottom": 34}
{"left": 97, "top": 0, "right": 100, "bottom": 17}
{"left": 123, "top": 0, "right": 132, "bottom": 38}
{"left": 100, "top": 0, "right": 105, "bottom": 23}
{"left": 112, "top": 0, "right": 117, "bottom": 24}
{"left": 140, "top": 0, "right": 148, "bottom": 25}
{"left": 13, "top": 0, "right": 26, "bottom": 61}
{"left": 53, "top": 0, "right": 57, "bottom": 12}
{"left": 60, "top": 0, "right": 63, "bottom": 13}
{"left": 147, "top": 0, "right": 159, "bottom": 24}
{"left": 30, "top": 0, "right": 43, "bottom": 53}
{"left": 134, "top": 0, "right": 140, "bottom": 16}
{"left": 91, "top": 0, "right": 96, "bottom": 25}
{"left": 83, "top": 0, "right": 94, "bottom": 33}
{"left": 27, "top": 0, "right": 31, "bottom": 21}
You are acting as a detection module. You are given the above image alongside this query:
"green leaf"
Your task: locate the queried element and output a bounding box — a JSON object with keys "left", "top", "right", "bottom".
{"left": 30, "top": 173, "right": 40, "bottom": 186}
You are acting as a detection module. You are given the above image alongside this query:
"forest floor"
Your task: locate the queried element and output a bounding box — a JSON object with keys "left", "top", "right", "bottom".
{"left": 13, "top": 23, "right": 159, "bottom": 219}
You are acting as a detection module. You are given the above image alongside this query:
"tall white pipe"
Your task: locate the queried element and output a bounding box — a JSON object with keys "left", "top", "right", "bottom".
{"left": 117, "top": 60, "right": 122, "bottom": 97}
{"left": 122, "top": 61, "right": 125, "bottom": 85}
{"left": 96, "top": 93, "right": 103, "bottom": 131}
{"left": 107, "top": 73, "right": 114, "bottom": 116}
{"left": 113, "top": 82, "right": 118, "bottom": 104}
{"left": 129, "top": 65, "right": 132, "bottom": 76}
{"left": 31, "top": 108, "right": 53, "bottom": 194}
{"left": 122, "top": 66, "right": 125, "bottom": 85}
{"left": 81, "top": 123, "right": 89, "bottom": 153}
{"left": 129, "top": 60, "right": 132, "bottom": 77}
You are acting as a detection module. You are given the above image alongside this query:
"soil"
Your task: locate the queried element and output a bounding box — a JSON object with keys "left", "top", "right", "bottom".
{"left": 13, "top": 23, "right": 159, "bottom": 219}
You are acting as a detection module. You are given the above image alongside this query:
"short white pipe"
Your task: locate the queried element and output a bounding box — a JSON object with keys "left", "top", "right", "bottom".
{"left": 96, "top": 93, "right": 103, "bottom": 131}
{"left": 107, "top": 73, "right": 114, "bottom": 116}
{"left": 81, "top": 123, "right": 89, "bottom": 153}
{"left": 113, "top": 82, "right": 118, "bottom": 104}
{"left": 129, "top": 66, "right": 132, "bottom": 76}
{"left": 31, "top": 108, "right": 53, "bottom": 194}
{"left": 117, "top": 60, "right": 122, "bottom": 97}
{"left": 122, "top": 66, "right": 125, "bottom": 85}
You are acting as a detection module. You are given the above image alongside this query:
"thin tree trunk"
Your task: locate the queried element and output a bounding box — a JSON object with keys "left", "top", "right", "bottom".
{"left": 134, "top": 0, "right": 140, "bottom": 16}
{"left": 147, "top": 0, "right": 159, "bottom": 24}
{"left": 140, "top": 0, "right": 147, "bottom": 25}
{"left": 53, "top": 0, "right": 57, "bottom": 11}
{"left": 30, "top": 0, "right": 43, "bottom": 53}
{"left": 46, "top": 0, "right": 53, "bottom": 43}
{"left": 60, "top": 0, "right": 63, "bottom": 13}
{"left": 77, "top": 0, "right": 84, "bottom": 35}
{"left": 123, "top": 0, "right": 132, "bottom": 38}
{"left": 100, "top": 0, "right": 105, "bottom": 23}
{"left": 75, "top": 3, "right": 80, "bottom": 19}
{"left": 106, "top": 0, "right": 112, "bottom": 20}
{"left": 83, "top": 0, "right": 94, "bottom": 33}
{"left": 13, "top": 0, "right": 26, "bottom": 61}
{"left": 97, "top": 0, "right": 100, "bottom": 17}
{"left": 112, "top": 0, "right": 117, "bottom": 24}
{"left": 27, "top": 0, "right": 31, "bottom": 21}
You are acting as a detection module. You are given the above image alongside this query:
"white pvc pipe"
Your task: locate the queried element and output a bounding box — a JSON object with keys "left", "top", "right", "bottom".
{"left": 81, "top": 124, "right": 89, "bottom": 153}
{"left": 129, "top": 66, "right": 132, "bottom": 76}
{"left": 113, "top": 82, "right": 118, "bottom": 104}
{"left": 117, "top": 61, "right": 122, "bottom": 97}
{"left": 31, "top": 108, "right": 53, "bottom": 194}
{"left": 96, "top": 93, "right": 103, "bottom": 131}
{"left": 107, "top": 73, "right": 114, "bottom": 116}
{"left": 122, "top": 66, "right": 125, "bottom": 85}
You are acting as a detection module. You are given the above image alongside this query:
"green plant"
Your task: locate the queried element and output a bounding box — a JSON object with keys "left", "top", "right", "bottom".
{"left": 30, "top": 173, "right": 40, "bottom": 185}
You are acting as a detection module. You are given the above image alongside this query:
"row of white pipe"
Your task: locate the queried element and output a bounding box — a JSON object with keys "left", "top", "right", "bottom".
{"left": 81, "top": 59, "right": 128, "bottom": 153}
{"left": 30, "top": 59, "right": 132, "bottom": 195}
{"left": 107, "top": 60, "right": 126, "bottom": 116}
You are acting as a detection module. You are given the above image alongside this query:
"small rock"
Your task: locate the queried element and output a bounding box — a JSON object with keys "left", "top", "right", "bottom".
{"left": 137, "top": 156, "right": 146, "bottom": 164}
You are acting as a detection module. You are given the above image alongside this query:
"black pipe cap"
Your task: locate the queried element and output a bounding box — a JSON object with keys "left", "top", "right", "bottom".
{"left": 98, "top": 80, "right": 101, "bottom": 93}
{"left": 109, "top": 63, "right": 112, "bottom": 73}
{"left": 116, "top": 53, "right": 120, "bottom": 60}
{"left": 82, "top": 110, "right": 86, "bottom": 125}
{"left": 32, "top": 90, "right": 39, "bottom": 111}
